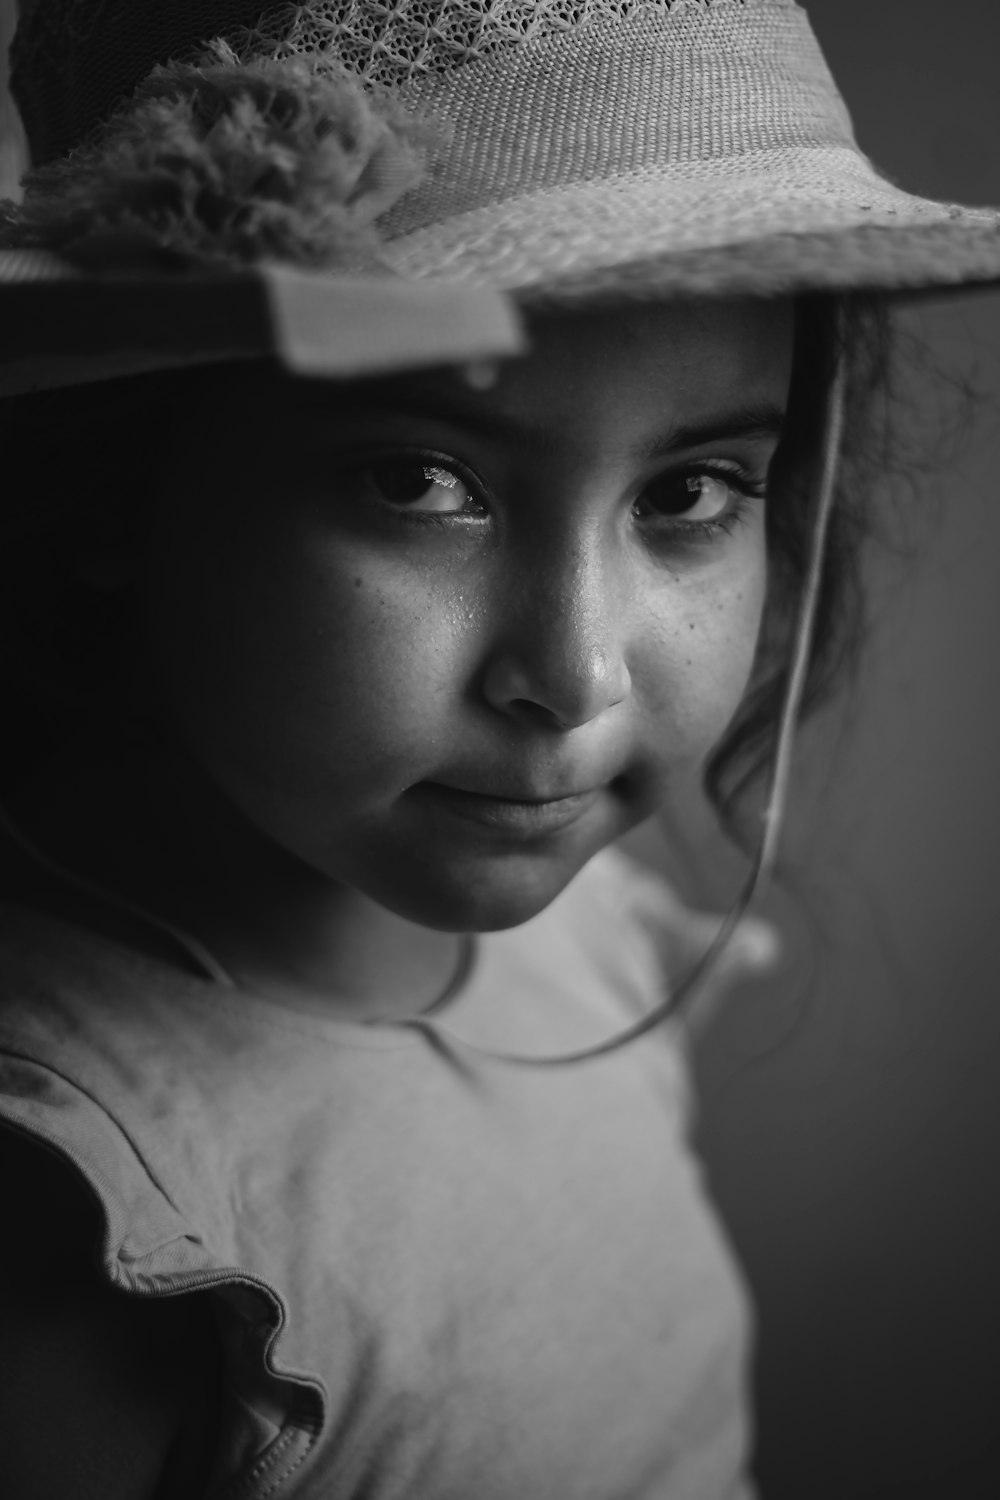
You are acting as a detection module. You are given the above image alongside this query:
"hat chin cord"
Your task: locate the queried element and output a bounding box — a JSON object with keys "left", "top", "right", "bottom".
{"left": 0, "top": 351, "right": 847, "bottom": 1067}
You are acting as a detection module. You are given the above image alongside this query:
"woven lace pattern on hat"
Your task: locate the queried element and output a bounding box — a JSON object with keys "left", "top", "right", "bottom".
{"left": 12, "top": 0, "right": 778, "bottom": 161}
{"left": 239, "top": 0, "right": 759, "bottom": 89}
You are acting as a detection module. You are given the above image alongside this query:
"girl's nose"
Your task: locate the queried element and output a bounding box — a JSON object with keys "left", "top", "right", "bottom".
{"left": 480, "top": 547, "right": 633, "bottom": 730}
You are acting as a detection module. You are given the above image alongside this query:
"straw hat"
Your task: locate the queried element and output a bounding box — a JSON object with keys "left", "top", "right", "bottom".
{"left": 3, "top": 0, "right": 1000, "bottom": 394}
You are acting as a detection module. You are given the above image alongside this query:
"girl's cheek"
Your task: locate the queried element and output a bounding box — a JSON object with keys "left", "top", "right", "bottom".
{"left": 634, "top": 541, "right": 767, "bottom": 752}
{"left": 143, "top": 514, "right": 477, "bottom": 774}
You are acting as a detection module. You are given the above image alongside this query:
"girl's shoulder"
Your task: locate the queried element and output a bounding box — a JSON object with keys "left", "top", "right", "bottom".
{"left": 0, "top": 1127, "right": 222, "bottom": 1500}
{"left": 570, "top": 842, "right": 680, "bottom": 925}
{"left": 443, "top": 846, "right": 695, "bottom": 1063}
{"left": 0, "top": 903, "right": 322, "bottom": 1498}
{"left": 536, "top": 843, "right": 693, "bottom": 1001}
{"left": 528, "top": 843, "right": 777, "bottom": 1045}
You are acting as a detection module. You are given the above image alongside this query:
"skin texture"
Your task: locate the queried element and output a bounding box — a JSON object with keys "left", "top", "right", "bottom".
{"left": 16, "top": 298, "right": 794, "bottom": 1016}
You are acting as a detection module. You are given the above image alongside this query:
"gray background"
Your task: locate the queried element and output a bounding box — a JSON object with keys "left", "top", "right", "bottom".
{"left": 3, "top": 2, "right": 1000, "bottom": 1495}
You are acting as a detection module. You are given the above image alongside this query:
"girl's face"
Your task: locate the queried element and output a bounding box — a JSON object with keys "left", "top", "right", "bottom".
{"left": 141, "top": 300, "right": 793, "bottom": 931}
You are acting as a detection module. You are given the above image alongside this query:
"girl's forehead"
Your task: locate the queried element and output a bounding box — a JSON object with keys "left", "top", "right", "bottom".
{"left": 522, "top": 299, "right": 795, "bottom": 378}
{"left": 377, "top": 299, "right": 794, "bottom": 444}
{"left": 266, "top": 298, "right": 796, "bottom": 464}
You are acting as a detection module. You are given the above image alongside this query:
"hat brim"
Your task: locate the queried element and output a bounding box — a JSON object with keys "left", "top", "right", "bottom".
{"left": 381, "top": 151, "right": 1000, "bottom": 303}
{"left": 0, "top": 254, "right": 526, "bottom": 398}
{"left": 4, "top": 211, "right": 997, "bottom": 400}
{"left": 518, "top": 221, "right": 1000, "bottom": 306}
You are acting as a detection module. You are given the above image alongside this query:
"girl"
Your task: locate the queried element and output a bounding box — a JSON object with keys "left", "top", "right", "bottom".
{"left": 1, "top": 2, "right": 998, "bottom": 1497}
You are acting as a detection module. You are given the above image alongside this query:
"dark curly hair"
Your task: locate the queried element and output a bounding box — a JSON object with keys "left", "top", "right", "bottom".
{"left": 0, "top": 293, "right": 894, "bottom": 841}
{"left": 705, "top": 292, "right": 895, "bottom": 842}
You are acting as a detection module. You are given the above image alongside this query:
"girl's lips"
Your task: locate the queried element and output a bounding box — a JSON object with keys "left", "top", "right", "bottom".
{"left": 415, "top": 782, "right": 601, "bottom": 837}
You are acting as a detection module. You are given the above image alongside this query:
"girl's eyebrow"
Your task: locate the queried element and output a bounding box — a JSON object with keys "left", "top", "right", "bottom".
{"left": 637, "top": 403, "right": 787, "bottom": 459}
{"left": 304, "top": 385, "right": 786, "bottom": 457}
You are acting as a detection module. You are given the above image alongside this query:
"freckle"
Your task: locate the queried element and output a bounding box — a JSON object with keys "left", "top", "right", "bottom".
{"left": 354, "top": 577, "right": 362, "bottom": 589}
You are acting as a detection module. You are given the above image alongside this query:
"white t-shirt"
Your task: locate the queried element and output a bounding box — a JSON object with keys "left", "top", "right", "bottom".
{"left": 0, "top": 848, "right": 755, "bottom": 1498}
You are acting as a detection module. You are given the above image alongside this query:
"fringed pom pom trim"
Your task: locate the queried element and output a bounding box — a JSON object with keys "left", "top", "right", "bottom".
{"left": 2, "top": 39, "right": 436, "bottom": 271}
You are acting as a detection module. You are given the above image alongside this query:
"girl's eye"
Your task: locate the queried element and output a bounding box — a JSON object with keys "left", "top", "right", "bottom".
{"left": 361, "top": 456, "right": 484, "bottom": 516}
{"left": 637, "top": 469, "right": 751, "bottom": 525}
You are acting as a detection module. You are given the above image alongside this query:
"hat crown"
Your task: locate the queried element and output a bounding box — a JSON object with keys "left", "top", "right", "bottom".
{"left": 13, "top": 0, "right": 812, "bottom": 162}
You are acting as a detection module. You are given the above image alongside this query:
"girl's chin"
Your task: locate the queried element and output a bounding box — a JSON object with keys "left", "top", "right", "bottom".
{"left": 360, "top": 848, "right": 596, "bottom": 934}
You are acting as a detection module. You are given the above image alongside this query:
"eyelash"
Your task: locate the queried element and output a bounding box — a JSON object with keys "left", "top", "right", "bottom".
{"left": 352, "top": 449, "right": 487, "bottom": 528}
{"left": 348, "top": 448, "right": 767, "bottom": 538}
{"left": 638, "top": 461, "right": 768, "bottom": 543}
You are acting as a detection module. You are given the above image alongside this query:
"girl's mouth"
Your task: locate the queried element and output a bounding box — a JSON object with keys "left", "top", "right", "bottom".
{"left": 414, "top": 782, "right": 601, "bottom": 837}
